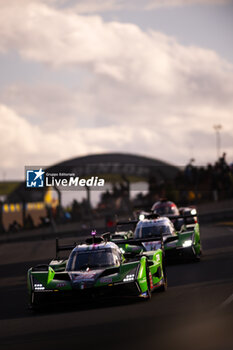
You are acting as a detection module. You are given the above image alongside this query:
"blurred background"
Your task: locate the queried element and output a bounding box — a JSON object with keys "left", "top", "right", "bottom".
{"left": 0, "top": 0, "right": 233, "bottom": 235}
{"left": 1, "top": 3, "right": 233, "bottom": 350}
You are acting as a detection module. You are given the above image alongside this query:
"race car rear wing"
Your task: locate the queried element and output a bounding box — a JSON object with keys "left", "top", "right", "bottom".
{"left": 102, "top": 233, "right": 164, "bottom": 249}
{"left": 117, "top": 213, "right": 198, "bottom": 227}
{"left": 167, "top": 214, "right": 198, "bottom": 228}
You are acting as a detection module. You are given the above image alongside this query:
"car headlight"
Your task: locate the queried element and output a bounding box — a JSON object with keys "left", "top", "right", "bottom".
{"left": 123, "top": 266, "right": 138, "bottom": 282}
{"left": 182, "top": 239, "right": 193, "bottom": 248}
{"left": 191, "top": 208, "right": 197, "bottom": 215}
{"left": 139, "top": 214, "right": 145, "bottom": 221}
{"left": 123, "top": 274, "right": 135, "bottom": 282}
{"left": 34, "top": 283, "right": 45, "bottom": 290}
{"left": 33, "top": 277, "right": 45, "bottom": 290}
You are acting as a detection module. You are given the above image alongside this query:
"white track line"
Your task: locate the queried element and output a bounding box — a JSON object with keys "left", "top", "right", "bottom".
{"left": 217, "top": 292, "right": 233, "bottom": 311}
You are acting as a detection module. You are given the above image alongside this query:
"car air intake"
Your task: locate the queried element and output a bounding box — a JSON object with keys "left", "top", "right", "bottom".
{"left": 32, "top": 264, "right": 49, "bottom": 271}
{"left": 99, "top": 267, "right": 120, "bottom": 277}
{"left": 54, "top": 272, "right": 70, "bottom": 281}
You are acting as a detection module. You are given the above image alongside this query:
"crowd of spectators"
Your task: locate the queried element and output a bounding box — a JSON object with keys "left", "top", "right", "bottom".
{"left": 91, "top": 153, "right": 233, "bottom": 213}
{"left": 175, "top": 153, "right": 233, "bottom": 203}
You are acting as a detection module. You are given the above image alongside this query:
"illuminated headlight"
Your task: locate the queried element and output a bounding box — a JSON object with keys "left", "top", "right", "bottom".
{"left": 182, "top": 240, "right": 193, "bottom": 248}
{"left": 139, "top": 214, "right": 145, "bottom": 221}
{"left": 34, "top": 283, "right": 45, "bottom": 290}
{"left": 191, "top": 209, "right": 197, "bottom": 215}
{"left": 123, "top": 274, "right": 135, "bottom": 282}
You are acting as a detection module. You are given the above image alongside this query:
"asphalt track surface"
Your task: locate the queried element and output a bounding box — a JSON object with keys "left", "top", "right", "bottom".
{"left": 0, "top": 224, "right": 233, "bottom": 350}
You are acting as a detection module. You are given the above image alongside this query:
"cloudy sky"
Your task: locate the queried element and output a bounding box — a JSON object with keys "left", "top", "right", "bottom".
{"left": 0, "top": 0, "right": 233, "bottom": 180}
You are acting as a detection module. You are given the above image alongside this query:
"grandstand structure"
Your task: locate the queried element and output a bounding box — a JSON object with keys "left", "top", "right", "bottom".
{"left": 1, "top": 153, "right": 179, "bottom": 231}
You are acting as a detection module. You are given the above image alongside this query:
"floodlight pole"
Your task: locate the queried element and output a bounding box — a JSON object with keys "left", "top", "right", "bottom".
{"left": 213, "top": 124, "right": 222, "bottom": 159}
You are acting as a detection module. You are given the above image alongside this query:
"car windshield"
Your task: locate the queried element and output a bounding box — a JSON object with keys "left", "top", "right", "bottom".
{"left": 67, "top": 249, "right": 119, "bottom": 271}
{"left": 134, "top": 224, "right": 172, "bottom": 238}
{"left": 154, "top": 206, "right": 177, "bottom": 215}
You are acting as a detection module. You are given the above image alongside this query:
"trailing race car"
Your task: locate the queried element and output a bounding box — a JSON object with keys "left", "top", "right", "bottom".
{"left": 27, "top": 232, "right": 167, "bottom": 309}
{"left": 110, "top": 213, "right": 202, "bottom": 262}
{"left": 139, "top": 199, "right": 198, "bottom": 230}
{"left": 135, "top": 216, "right": 202, "bottom": 261}
{"left": 151, "top": 199, "right": 180, "bottom": 217}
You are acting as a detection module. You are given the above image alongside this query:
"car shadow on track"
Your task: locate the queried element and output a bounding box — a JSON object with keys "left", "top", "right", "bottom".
{"left": 29, "top": 296, "right": 146, "bottom": 315}
{"left": 0, "top": 282, "right": 151, "bottom": 321}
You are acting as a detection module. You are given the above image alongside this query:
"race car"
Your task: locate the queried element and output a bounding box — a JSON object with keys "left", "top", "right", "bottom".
{"left": 134, "top": 216, "right": 202, "bottom": 261}
{"left": 111, "top": 213, "right": 202, "bottom": 262}
{"left": 27, "top": 233, "right": 167, "bottom": 309}
{"left": 151, "top": 199, "right": 180, "bottom": 217}
{"left": 139, "top": 199, "right": 198, "bottom": 230}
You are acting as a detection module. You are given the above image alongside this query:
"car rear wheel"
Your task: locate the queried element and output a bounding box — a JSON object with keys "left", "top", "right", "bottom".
{"left": 157, "top": 258, "right": 167, "bottom": 292}
{"left": 28, "top": 292, "right": 42, "bottom": 311}
{"left": 145, "top": 264, "right": 152, "bottom": 300}
{"left": 193, "top": 244, "right": 202, "bottom": 262}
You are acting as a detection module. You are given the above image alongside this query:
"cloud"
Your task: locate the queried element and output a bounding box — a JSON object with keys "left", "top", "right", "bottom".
{"left": 0, "top": 103, "right": 103, "bottom": 175}
{"left": 144, "top": 0, "right": 232, "bottom": 10}
{"left": 0, "top": 103, "right": 172, "bottom": 178}
{"left": 65, "top": 0, "right": 124, "bottom": 13}
{"left": 0, "top": 0, "right": 233, "bottom": 177}
{"left": 0, "top": 0, "right": 231, "bottom": 18}
{"left": 57, "top": 0, "right": 233, "bottom": 13}
{"left": 0, "top": 93, "right": 232, "bottom": 180}
{"left": 0, "top": 1, "right": 232, "bottom": 98}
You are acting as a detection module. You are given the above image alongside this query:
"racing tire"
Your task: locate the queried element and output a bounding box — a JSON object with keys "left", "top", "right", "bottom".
{"left": 157, "top": 258, "right": 167, "bottom": 292}
{"left": 193, "top": 244, "right": 202, "bottom": 262}
{"left": 28, "top": 292, "right": 41, "bottom": 311}
{"left": 193, "top": 251, "right": 201, "bottom": 262}
{"left": 145, "top": 263, "right": 152, "bottom": 300}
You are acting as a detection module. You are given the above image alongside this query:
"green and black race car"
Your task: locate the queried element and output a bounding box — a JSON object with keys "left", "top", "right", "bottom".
{"left": 110, "top": 213, "right": 202, "bottom": 262}
{"left": 27, "top": 233, "right": 167, "bottom": 309}
{"left": 137, "top": 218, "right": 201, "bottom": 261}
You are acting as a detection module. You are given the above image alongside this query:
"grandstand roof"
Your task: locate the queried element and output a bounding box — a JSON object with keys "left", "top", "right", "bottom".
{"left": 7, "top": 153, "right": 179, "bottom": 203}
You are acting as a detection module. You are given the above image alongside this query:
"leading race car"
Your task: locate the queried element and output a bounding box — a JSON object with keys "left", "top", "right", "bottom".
{"left": 27, "top": 233, "right": 167, "bottom": 309}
